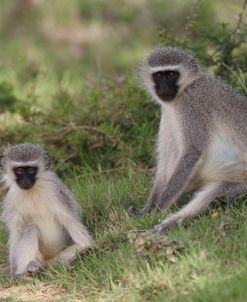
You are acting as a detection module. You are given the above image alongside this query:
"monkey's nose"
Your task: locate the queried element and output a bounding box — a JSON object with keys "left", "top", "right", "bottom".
{"left": 17, "top": 178, "right": 35, "bottom": 190}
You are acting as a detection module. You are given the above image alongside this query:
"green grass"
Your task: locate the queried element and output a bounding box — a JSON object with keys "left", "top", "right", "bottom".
{"left": 1, "top": 174, "right": 247, "bottom": 301}
{"left": 0, "top": 0, "right": 247, "bottom": 301}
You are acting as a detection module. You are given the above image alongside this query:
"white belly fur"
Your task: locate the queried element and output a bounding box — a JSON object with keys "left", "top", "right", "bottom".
{"left": 36, "top": 217, "right": 68, "bottom": 257}
{"left": 11, "top": 181, "right": 69, "bottom": 258}
{"left": 158, "top": 105, "right": 184, "bottom": 180}
{"left": 199, "top": 133, "right": 247, "bottom": 183}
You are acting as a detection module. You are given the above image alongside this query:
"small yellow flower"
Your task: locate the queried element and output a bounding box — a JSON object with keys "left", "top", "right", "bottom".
{"left": 211, "top": 211, "right": 218, "bottom": 219}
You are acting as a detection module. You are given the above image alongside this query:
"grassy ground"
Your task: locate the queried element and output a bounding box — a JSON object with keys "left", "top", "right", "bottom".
{"left": 0, "top": 0, "right": 247, "bottom": 301}
{"left": 1, "top": 174, "right": 247, "bottom": 301}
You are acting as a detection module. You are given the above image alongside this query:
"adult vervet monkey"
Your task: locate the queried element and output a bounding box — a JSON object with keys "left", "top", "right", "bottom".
{"left": 1, "top": 143, "right": 94, "bottom": 278}
{"left": 129, "top": 47, "right": 247, "bottom": 232}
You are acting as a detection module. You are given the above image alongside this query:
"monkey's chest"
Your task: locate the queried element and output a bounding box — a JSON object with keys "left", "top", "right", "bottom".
{"left": 15, "top": 190, "right": 70, "bottom": 257}
{"left": 35, "top": 217, "right": 69, "bottom": 257}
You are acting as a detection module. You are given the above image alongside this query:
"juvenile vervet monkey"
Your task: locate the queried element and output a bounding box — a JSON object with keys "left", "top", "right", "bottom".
{"left": 129, "top": 47, "right": 247, "bottom": 232}
{"left": 1, "top": 143, "right": 94, "bottom": 278}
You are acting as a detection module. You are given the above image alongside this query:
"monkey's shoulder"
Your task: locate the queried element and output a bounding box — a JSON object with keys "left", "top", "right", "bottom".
{"left": 53, "top": 176, "right": 82, "bottom": 216}
{"left": 193, "top": 75, "right": 246, "bottom": 103}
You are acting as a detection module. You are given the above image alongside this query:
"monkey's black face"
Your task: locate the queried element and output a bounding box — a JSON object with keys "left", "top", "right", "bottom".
{"left": 13, "top": 166, "right": 38, "bottom": 190}
{"left": 152, "top": 70, "right": 180, "bottom": 101}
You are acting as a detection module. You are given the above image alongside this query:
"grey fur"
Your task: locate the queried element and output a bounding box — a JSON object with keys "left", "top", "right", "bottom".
{"left": 148, "top": 47, "right": 198, "bottom": 72}
{"left": 2, "top": 143, "right": 47, "bottom": 162}
{"left": 129, "top": 47, "right": 247, "bottom": 232}
{"left": 1, "top": 143, "right": 53, "bottom": 170}
{"left": 1, "top": 143, "right": 94, "bottom": 278}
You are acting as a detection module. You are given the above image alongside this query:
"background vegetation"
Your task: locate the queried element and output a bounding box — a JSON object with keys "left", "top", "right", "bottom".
{"left": 0, "top": 0, "right": 246, "bottom": 301}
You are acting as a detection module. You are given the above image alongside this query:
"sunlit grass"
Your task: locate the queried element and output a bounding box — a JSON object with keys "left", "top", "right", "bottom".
{"left": 1, "top": 173, "right": 247, "bottom": 301}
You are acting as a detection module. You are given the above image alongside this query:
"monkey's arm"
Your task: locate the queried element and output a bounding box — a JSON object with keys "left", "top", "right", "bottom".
{"left": 155, "top": 101, "right": 208, "bottom": 211}
{"left": 137, "top": 102, "right": 208, "bottom": 214}
{"left": 129, "top": 177, "right": 164, "bottom": 216}
{"left": 49, "top": 211, "right": 94, "bottom": 265}
{"left": 56, "top": 196, "right": 94, "bottom": 250}
{"left": 56, "top": 184, "right": 95, "bottom": 249}
{"left": 129, "top": 113, "right": 172, "bottom": 216}
{"left": 6, "top": 215, "right": 41, "bottom": 277}
{"left": 13, "top": 224, "right": 41, "bottom": 277}
{"left": 129, "top": 147, "right": 202, "bottom": 215}
{"left": 64, "top": 217, "right": 94, "bottom": 249}
{"left": 46, "top": 192, "right": 95, "bottom": 266}
{"left": 156, "top": 147, "right": 201, "bottom": 210}
{"left": 6, "top": 215, "right": 25, "bottom": 275}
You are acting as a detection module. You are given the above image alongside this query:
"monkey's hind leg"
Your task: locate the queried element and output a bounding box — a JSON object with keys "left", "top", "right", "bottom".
{"left": 48, "top": 244, "right": 86, "bottom": 266}
{"left": 14, "top": 224, "right": 42, "bottom": 277}
{"left": 47, "top": 221, "right": 94, "bottom": 266}
{"left": 223, "top": 182, "right": 247, "bottom": 201}
{"left": 154, "top": 182, "right": 224, "bottom": 232}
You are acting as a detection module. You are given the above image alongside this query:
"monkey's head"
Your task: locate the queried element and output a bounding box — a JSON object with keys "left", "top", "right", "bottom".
{"left": 141, "top": 47, "right": 199, "bottom": 103}
{"left": 1, "top": 143, "right": 53, "bottom": 190}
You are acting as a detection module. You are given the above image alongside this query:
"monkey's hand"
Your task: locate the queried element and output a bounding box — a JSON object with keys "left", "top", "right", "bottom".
{"left": 9, "top": 260, "right": 41, "bottom": 279}
{"left": 27, "top": 260, "right": 41, "bottom": 274}
{"left": 128, "top": 206, "right": 145, "bottom": 217}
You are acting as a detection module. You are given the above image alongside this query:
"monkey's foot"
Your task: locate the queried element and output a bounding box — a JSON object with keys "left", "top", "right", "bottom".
{"left": 128, "top": 206, "right": 144, "bottom": 217}
{"left": 10, "top": 273, "right": 23, "bottom": 279}
{"left": 27, "top": 260, "right": 41, "bottom": 274}
{"left": 10, "top": 271, "right": 28, "bottom": 279}
{"left": 154, "top": 215, "right": 180, "bottom": 233}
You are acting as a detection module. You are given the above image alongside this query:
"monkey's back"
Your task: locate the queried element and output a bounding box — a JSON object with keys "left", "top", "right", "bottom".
{"left": 197, "top": 75, "right": 247, "bottom": 124}
{"left": 184, "top": 75, "right": 247, "bottom": 183}
{"left": 205, "top": 76, "right": 247, "bottom": 151}
{"left": 180, "top": 75, "right": 247, "bottom": 137}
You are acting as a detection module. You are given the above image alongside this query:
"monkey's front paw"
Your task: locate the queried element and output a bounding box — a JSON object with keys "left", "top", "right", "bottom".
{"left": 154, "top": 217, "right": 178, "bottom": 233}
{"left": 10, "top": 272, "right": 26, "bottom": 279}
{"left": 128, "top": 206, "right": 144, "bottom": 217}
{"left": 27, "top": 260, "right": 41, "bottom": 274}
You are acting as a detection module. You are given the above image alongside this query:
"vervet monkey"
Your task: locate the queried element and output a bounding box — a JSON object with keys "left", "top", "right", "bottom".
{"left": 129, "top": 47, "right": 247, "bottom": 232}
{"left": 1, "top": 143, "right": 94, "bottom": 278}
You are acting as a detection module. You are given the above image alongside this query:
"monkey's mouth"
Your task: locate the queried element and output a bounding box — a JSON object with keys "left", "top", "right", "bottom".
{"left": 155, "top": 90, "right": 176, "bottom": 102}
{"left": 16, "top": 179, "right": 36, "bottom": 190}
{"left": 154, "top": 86, "right": 178, "bottom": 102}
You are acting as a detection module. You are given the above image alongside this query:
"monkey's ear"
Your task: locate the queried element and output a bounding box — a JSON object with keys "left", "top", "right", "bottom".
{"left": 190, "top": 58, "right": 198, "bottom": 72}
{"left": 0, "top": 155, "right": 3, "bottom": 169}
{"left": 44, "top": 151, "right": 54, "bottom": 170}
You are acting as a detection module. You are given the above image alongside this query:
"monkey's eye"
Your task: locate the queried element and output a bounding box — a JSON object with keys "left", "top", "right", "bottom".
{"left": 14, "top": 167, "right": 25, "bottom": 175}
{"left": 27, "top": 167, "right": 37, "bottom": 175}
{"left": 166, "top": 70, "right": 179, "bottom": 80}
{"left": 153, "top": 71, "right": 165, "bottom": 78}
{"left": 155, "top": 72, "right": 164, "bottom": 77}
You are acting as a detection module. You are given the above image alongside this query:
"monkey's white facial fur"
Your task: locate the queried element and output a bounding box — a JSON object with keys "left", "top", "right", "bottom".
{"left": 141, "top": 47, "right": 199, "bottom": 104}
{"left": 1, "top": 143, "right": 53, "bottom": 190}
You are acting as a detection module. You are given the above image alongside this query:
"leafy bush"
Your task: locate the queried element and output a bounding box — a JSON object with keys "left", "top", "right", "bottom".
{"left": 160, "top": 1, "right": 247, "bottom": 92}
{"left": 0, "top": 0, "right": 246, "bottom": 176}
{"left": 0, "top": 81, "right": 18, "bottom": 111}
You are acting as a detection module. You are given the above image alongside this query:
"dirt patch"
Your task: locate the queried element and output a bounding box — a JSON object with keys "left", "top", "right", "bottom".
{"left": 0, "top": 282, "right": 74, "bottom": 301}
